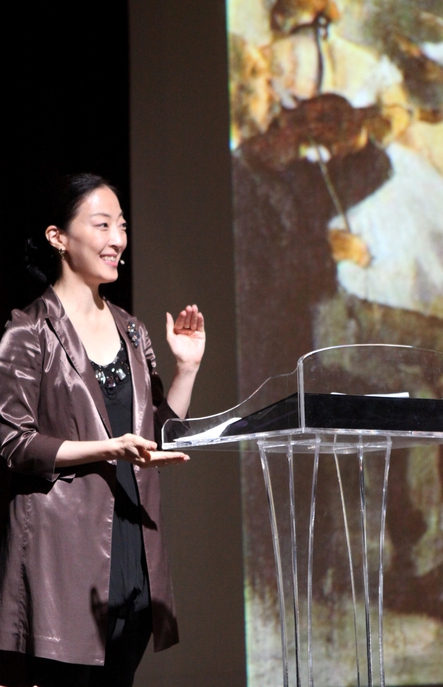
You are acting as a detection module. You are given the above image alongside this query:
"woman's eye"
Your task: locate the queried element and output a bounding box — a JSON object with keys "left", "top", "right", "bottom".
{"left": 120, "top": 222, "right": 128, "bottom": 231}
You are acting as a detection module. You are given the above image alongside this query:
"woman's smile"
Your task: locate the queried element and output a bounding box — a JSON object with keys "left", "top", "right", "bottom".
{"left": 100, "top": 253, "right": 121, "bottom": 267}
{"left": 56, "top": 185, "right": 128, "bottom": 286}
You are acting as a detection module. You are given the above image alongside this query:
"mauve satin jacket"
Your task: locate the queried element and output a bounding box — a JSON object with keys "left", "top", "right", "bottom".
{"left": 0, "top": 287, "right": 179, "bottom": 666}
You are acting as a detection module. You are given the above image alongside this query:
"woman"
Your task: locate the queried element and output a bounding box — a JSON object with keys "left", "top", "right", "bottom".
{"left": 0, "top": 173, "right": 205, "bottom": 687}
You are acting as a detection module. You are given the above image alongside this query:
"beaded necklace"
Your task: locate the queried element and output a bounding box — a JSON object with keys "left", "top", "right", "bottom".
{"left": 90, "top": 340, "right": 131, "bottom": 391}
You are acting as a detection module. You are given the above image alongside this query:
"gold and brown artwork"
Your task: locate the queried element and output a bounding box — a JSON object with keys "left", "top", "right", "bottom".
{"left": 227, "top": 0, "right": 443, "bottom": 683}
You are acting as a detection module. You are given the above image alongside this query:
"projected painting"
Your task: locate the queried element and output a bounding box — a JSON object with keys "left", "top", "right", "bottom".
{"left": 227, "top": 0, "right": 443, "bottom": 684}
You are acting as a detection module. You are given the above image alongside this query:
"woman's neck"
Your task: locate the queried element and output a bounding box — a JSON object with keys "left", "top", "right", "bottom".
{"left": 52, "top": 278, "right": 121, "bottom": 364}
{"left": 52, "top": 278, "right": 104, "bottom": 319}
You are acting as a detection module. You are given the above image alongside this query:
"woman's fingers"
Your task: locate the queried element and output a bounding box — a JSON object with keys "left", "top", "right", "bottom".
{"left": 170, "top": 308, "right": 188, "bottom": 332}
{"left": 186, "top": 305, "right": 199, "bottom": 331}
{"left": 117, "top": 436, "right": 189, "bottom": 468}
{"left": 168, "top": 305, "right": 204, "bottom": 335}
{"left": 135, "top": 437, "right": 157, "bottom": 452}
{"left": 178, "top": 305, "right": 196, "bottom": 331}
{"left": 117, "top": 434, "right": 156, "bottom": 460}
{"left": 138, "top": 450, "right": 190, "bottom": 468}
{"left": 196, "top": 311, "right": 205, "bottom": 332}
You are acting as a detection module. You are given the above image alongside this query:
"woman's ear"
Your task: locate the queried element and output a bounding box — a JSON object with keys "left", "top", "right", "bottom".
{"left": 45, "top": 225, "right": 66, "bottom": 252}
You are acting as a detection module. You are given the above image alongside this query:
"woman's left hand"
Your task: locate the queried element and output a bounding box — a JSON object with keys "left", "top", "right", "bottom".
{"left": 166, "top": 304, "right": 206, "bottom": 367}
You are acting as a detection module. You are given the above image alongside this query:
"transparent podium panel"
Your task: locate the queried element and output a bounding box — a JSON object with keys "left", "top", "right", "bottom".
{"left": 163, "top": 344, "right": 443, "bottom": 451}
{"left": 297, "top": 344, "right": 443, "bottom": 439}
{"left": 162, "top": 345, "right": 443, "bottom": 686}
{"left": 162, "top": 365, "right": 300, "bottom": 450}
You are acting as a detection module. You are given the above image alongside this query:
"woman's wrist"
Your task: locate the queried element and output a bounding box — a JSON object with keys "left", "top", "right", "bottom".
{"left": 174, "top": 360, "right": 200, "bottom": 377}
{"left": 166, "top": 365, "right": 200, "bottom": 419}
{"left": 54, "top": 438, "right": 118, "bottom": 467}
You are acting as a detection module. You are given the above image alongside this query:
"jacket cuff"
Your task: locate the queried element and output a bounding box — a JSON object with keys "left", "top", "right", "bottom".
{"left": 8, "top": 434, "right": 65, "bottom": 482}
{"left": 154, "top": 400, "right": 181, "bottom": 448}
{"left": 155, "top": 399, "right": 179, "bottom": 424}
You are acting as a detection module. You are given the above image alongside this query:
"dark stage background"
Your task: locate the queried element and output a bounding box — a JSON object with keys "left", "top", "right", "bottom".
{"left": 2, "top": 0, "right": 131, "bottom": 328}
{"left": 2, "top": 2, "right": 245, "bottom": 686}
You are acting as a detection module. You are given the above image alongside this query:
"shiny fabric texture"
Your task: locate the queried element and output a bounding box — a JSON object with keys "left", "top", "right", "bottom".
{"left": 0, "top": 287, "right": 179, "bottom": 668}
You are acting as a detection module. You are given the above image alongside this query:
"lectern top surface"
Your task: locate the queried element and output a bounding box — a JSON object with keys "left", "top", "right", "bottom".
{"left": 162, "top": 344, "right": 443, "bottom": 451}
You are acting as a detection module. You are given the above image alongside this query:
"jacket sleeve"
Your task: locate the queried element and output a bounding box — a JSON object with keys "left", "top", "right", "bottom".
{"left": 0, "top": 310, "right": 64, "bottom": 481}
{"left": 138, "top": 321, "right": 178, "bottom": 447}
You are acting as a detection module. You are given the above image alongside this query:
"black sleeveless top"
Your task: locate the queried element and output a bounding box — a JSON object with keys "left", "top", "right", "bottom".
{"left": 91, "top": 341, "right": 149, "bottom": 616}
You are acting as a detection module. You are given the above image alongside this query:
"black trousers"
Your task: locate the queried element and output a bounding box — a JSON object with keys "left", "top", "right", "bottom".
{"left": 24, "top": 601, "right": 152, "bottom": 687}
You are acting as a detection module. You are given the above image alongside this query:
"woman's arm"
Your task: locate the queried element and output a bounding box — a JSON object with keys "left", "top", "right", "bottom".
{"left": 0, "top": 310, "right": 190, "bottom": 479}
{"left": 54, "top": 434, "right": 189, "bottom": 468}
{"left": 165, "top": 305, "right": 206, "bottom": 418}
{"left": 0, "top": 310, "right": 65, "bottom": 479}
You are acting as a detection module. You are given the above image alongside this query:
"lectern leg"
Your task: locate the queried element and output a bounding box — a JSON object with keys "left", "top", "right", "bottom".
{"left": 258, "top": 436, "right": 392, "bottom": 687}
{"left": 288, "top": 439, "right": 302, "bottom": 687}
{"left": 259, "top": 440, "right": 292, "bottom": 687}
{"left": 259, "top": 435, "right": 322, "bottom": 687}
{"left": 333, "top": 442, "right": 362, "bottom": 684}
{"left": 358, "top": 442, "right": 374, "bottom": 685}
{"left": 307, "top": 437, "right": 321, "bottom": 687}
{"left": 358, "top": 439, "right": 392, "bottom": 687}
{"left": 377, "top": 438, "right": 392, "bottom": 687}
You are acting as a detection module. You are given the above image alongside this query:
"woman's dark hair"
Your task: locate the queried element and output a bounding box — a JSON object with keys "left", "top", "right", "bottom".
{"left": 25, "top": 172, "right": 118, "bottom": 285}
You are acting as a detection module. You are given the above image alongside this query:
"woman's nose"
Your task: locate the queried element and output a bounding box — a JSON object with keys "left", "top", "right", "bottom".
{"left": 109, "top": 224, "right": 127, "bottom": 248}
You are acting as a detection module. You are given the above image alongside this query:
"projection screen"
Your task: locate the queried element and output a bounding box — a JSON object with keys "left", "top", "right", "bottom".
{"left": 226, "top": 0, "right": 443, "bottom": 684}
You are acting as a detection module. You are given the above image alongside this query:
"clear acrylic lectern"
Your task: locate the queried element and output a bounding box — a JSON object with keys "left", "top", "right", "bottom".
{"left": 163, "top": 344, "right": 443, "bottom": 687}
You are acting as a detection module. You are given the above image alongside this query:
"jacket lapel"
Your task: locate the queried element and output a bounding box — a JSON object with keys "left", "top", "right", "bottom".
{"left": 109, "top": 303, "right": 149, "bottom": 437}
{"left": 43, "top": 287, "right": 113, "bottom": 437}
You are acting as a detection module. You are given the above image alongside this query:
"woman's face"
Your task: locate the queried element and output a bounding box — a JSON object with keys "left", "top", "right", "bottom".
{"left": 61, "top": 186, "right": 127, "bottom": 286}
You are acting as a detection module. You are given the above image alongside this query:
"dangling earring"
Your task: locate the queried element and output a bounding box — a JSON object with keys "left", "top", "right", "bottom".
{"left": 58, "top": 248, "right": 66, "bottom": 260}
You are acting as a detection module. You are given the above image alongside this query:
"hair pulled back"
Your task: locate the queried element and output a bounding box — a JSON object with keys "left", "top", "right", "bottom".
{"left": 25, "top": 172, "right": 116, "bottom": 285}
